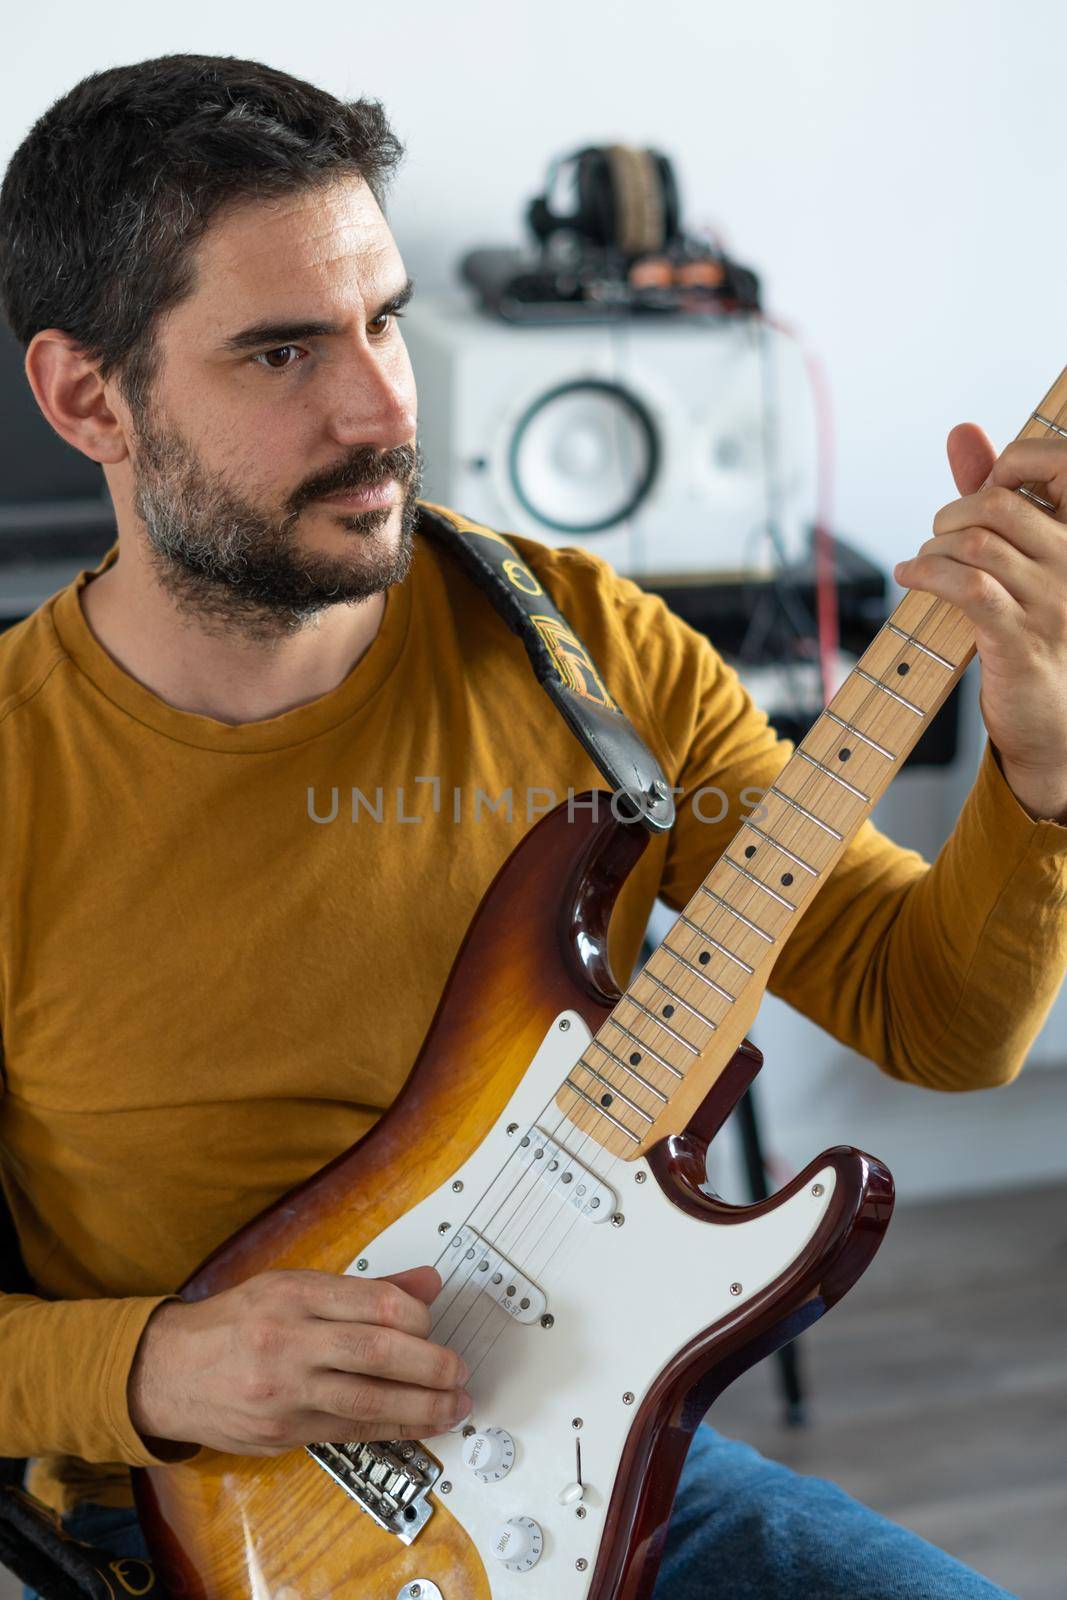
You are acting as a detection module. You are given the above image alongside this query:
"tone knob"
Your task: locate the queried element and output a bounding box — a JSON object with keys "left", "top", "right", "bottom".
{"left": 462, "top": 1426, "right": 516, "bottom": 1482}
{"left": 490, "top": 1515, "right": 543, "bottom": 1572}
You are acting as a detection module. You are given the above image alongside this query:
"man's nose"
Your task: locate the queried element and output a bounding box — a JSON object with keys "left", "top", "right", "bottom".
{"left": 326, "top": 348, "right": 417, "bottom": 454}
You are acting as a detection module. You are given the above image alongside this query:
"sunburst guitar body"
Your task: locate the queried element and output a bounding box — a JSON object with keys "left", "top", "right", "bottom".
{"left": 135, "top": 795, "right": 894, "bottom": 1600}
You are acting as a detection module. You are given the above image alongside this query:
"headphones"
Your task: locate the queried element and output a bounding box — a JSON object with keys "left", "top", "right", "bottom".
{"left": 527, "top": 145, "right": 682, "bottom": 258}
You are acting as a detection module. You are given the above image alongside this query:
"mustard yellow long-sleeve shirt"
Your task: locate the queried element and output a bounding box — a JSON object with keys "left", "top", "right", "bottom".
{"left": 1, "top": 508, "right": 1065, "bottom": 1511}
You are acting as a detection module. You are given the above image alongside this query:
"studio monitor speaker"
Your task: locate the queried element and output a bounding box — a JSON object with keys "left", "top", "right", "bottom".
{"left": 405, "top": 297, "right": 816, "bottom": 581}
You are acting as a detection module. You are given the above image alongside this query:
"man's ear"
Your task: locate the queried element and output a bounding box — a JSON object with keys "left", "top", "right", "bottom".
{"left": 24, "top": 329, "right": 130, "bottom": 465}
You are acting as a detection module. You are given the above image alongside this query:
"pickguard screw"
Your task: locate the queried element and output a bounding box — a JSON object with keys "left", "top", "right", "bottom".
{"left": 356, "top": 1259, "right": 368, "bottom": 1272}
{"left": 572, "top": 1417, "right": 583, "bottom": 1430}
{"left": 438, "top": 1222, "right": 451, "bottom": 1234}
{"left": 576, "top": 1558, "right": 588, "bottom": 1572}
{"left": 812, "top": 1182, "right": 825, "bottom": 1197}
{"left": 452, "top": 1180, "right": 463, "bottom": 1192}
{"left": 439, "top": 1480, "right": 452, "bottom": 1494}
{"left": 576, "top": 1506, "right": 587, "bottom": 1519}
{"left": 622, "top": 1391, "right": 634, "bottom": 1405}
{"left": 611, "top": 1212, "right": 625, "bottom": 1227}
{"left": 560, "top": 1019, "right": 571, "bottom": 1031}
{"left": 507, "top": 1122, "right": 519, "bottom": 1135}
{"left": 730, "top": 1282, "right": 743, "bottom": 1296}
{"left": 410, "top": 1588, "right": 422, "bottom": 1599}
{"left": 462, "top": 1424, "right": 476, "bottom": 1438}
{"left": 635, "top": 1171, "right": 647, "bottom": 1184}
{"left": 541, "top": 1313, "right": 555, "bottom": 1329}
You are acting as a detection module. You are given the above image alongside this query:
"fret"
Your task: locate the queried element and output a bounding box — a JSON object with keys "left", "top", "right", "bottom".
{"left": 663, "top": 940, "right": 736, "bottom": 1002}
{"left": 795, "top": 748, "right": 870, "bottom": 802}
{"left": 641, "top": 970, "right": 716, "bottom": 1029}
{"left": 723, "top": 857, "right": 797, "bottom": 910}
{"left": 823, "top": 709, "right": 896, "bottom": 761}
{"left": 676, "top": 912, "right": 755, "bottom": 973}
{"left": 564, "top": 1077, "right": 641, "bottom": 1140}
{"left": 742, "top": 821, "right": 820, "bottom": 876}
{"left": 588, "top": 1038, "right": 669, "bottom": 1102}
{"left": 855, "top": 667, "right": 925, "bottom": 716}
{"left": 601, "top": 1015, "right": 684, "bottom": 1078}
{"left": 573, "top": 1058, "right": 655, "bottom": 1122}
{"left": 884, "top": 623, "right": 956, "bottom": 672}
{"left": 622, "top": 993, "right": 700, "bottom": 1053}
{"left": 1033, "top": 411, "right": 1067, "bottom": 440}
{"left": 698, "top": 885, "right": 776, "bottom": 942}
{"left": 767, "top": 786, "right": 844, "bottom": 841}
{"left": 1017, "top": 484, "right": 1056, "bottom": 512}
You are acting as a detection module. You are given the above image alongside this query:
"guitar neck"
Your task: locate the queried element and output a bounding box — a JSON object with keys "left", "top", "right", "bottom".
{"left": 556, "top": 362, "right": 1067, "bottom": 1158}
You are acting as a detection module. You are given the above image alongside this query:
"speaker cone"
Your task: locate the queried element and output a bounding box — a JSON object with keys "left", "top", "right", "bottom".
{"left": 507, "top": 379, "right": 658, "bottom": 534}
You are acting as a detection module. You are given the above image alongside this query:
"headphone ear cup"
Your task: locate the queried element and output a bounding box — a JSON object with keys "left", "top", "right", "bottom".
{"left": 651, "top": 151, "right": 681, "bottom": 245}
{"left": 576, "top": 148, "right": 616, "bottom": 250}
{"left": 526, "top": 195, "right": 555, "bottom": 244}
{"left": 528, "top": 144, "right": 680, "bottom": 254}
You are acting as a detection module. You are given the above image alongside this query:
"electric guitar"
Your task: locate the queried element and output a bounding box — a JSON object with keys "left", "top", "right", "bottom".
{"left": 133, "top": 365, "right": 1067, "bottom": 1600}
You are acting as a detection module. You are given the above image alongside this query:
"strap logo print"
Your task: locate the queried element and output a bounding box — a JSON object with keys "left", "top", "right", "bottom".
{"left": 503, "top": 558, "right": 543, "bottom": 597}
{"left": 530, "top": 614, "right": 618, "bottom": 710}
{"left": 462, "top": 517, "right": 618, "bottom": 710}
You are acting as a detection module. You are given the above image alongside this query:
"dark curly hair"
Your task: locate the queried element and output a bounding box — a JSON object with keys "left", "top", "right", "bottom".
{"left": 0, "top": 54, "right": 404, "bottom": 410}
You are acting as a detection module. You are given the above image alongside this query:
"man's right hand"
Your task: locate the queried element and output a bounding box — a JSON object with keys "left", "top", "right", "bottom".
{"left": 127, "top": 1265, "right": 471, "bottom": 1456}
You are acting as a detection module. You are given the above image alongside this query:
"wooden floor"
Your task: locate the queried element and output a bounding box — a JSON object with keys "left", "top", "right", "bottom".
{"left": 1, "top": 1183, "right": 1064, "bottom": 1599}
{"left": 707, "top": 1179, "right": 1067, "bottom": 1599}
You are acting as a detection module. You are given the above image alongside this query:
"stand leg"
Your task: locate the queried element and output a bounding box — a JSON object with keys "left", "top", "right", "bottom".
{"left": 734, "top": 1081, "right": 808, "bottom": 1428}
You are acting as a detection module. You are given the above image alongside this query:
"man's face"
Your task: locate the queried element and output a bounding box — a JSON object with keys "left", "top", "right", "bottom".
{"left": 126, "top": 176, "right": 420, "bottom": 632}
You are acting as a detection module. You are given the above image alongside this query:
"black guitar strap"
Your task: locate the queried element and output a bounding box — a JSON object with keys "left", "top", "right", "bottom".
{"left": 418, "top": 503, "right": 676, "bottom": 834}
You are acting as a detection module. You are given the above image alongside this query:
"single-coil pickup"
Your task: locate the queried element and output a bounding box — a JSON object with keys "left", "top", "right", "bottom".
{"left": 446, "top": 1226, "right": 547, "bottom": 1324}
{"left": 518, "top": 1125, "right": 619, "bottom": 1221}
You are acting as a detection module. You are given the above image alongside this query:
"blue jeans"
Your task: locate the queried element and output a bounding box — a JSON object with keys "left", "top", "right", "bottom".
{"left": 28, "top": 1425, "right": 1015, "bottom": 1599}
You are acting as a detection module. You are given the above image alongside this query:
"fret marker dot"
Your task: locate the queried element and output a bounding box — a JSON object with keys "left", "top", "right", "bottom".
{"left": 698, "top": 951, "right": 711, "bottom": 965}
{"left": 600, "top": 1093, "right": 614, "bottom": 1108}
{"left": 781, "top": 872, "right": 794, "bottom": 886}
{"left": 629, "top": 1051, "right": 641, "bottom": 1065}
{"left": 838, "top": 747, "right": 851, "bottom": 761}
{"left": 744, "top": 844, "right": 757, "bottom": 858}
{"left": 897, "top": 662, "right": 910, "bottom": 675}
{"left": 662, "top": 1004, "right": 675, "bottom": 1018}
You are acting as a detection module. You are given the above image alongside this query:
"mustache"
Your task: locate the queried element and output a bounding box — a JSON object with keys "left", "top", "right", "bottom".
{"left": 286, "top": 443, "right": 419, "bottom": 514}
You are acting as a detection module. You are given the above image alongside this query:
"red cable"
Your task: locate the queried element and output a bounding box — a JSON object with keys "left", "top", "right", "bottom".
{"left": 756, "top": 311, "right": 841, "bottom": 707}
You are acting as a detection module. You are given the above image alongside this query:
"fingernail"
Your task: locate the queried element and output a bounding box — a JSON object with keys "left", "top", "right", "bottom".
{"left": 456, "top": 1390, "right": 473, "bottom": 1415}
{"left": 457, "top": 1358, "right": 471, "bottom": 1384}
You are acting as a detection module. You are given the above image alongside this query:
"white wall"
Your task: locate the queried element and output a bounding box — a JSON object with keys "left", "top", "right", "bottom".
{"left": 4, "top": 0, "right": 1066, "bottom": 1199}
{"left": 6, "top": 0, "right": 1066, "bottom": 571}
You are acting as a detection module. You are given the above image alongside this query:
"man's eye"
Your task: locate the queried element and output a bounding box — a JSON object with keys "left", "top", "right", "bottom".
{"left": 369, "top": 308, "right": 403, "bottom": 336}
{"left": 255, "top": 345, "right": 302, "bottom": 370}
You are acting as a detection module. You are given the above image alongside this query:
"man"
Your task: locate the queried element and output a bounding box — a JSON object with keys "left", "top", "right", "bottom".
{"left": 0, "top": 53, "right": 1063, "bottom": 1600}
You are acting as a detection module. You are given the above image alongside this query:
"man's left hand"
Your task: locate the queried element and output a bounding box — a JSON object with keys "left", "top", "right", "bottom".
{"left": 893, "top": 422, "right": 1067, "bottom": 824}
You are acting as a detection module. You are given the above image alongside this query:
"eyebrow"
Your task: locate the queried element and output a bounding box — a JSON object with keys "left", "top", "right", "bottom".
{"left": 221, "top": 277, "right": 416, "bottom": 351}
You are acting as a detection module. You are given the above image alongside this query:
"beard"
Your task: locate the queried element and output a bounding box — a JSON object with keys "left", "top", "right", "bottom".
{"left": 130, "top": 413, "right": 422, "bottom": 642}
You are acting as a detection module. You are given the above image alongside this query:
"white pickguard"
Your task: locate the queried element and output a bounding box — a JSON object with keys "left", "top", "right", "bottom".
{"left": 343, "top": 1013, "right": 835, "bottom": 1600}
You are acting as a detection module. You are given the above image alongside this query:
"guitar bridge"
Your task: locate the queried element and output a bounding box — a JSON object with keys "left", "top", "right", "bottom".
{"left": 306, "top": 1439, "right": 440, "bottom": 1543}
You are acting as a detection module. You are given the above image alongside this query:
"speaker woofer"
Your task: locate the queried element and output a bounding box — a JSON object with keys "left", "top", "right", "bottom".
{"left": 507, "top": 379, "right": 659, "bottom": 534}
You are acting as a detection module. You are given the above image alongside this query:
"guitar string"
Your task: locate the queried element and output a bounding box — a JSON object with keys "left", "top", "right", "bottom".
{"left": 427, "top": 583, "right": 969, "bottom": 1381}
{"left": 426, "top": 585, "right": 960, "bottom": 1373}
{"left": 423, "top": 426, "right": 1062, "bottom": 1386}
{"left": 443, "top": 393, "right": 1067, "bottom": 1368}
{"left": 433, "top": 415, "right": 1067, "bottom": 1382}
{"left": 431, "top": 389, "right": 1067, "bottom": 1338}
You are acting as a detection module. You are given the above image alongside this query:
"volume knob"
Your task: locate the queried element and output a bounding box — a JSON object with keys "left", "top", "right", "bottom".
{"left": 462, "top": 1426, "right": 515, "bottom": 1482}
{"left": 490, "top": 1515, "right": 543, "bottom": 1572}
